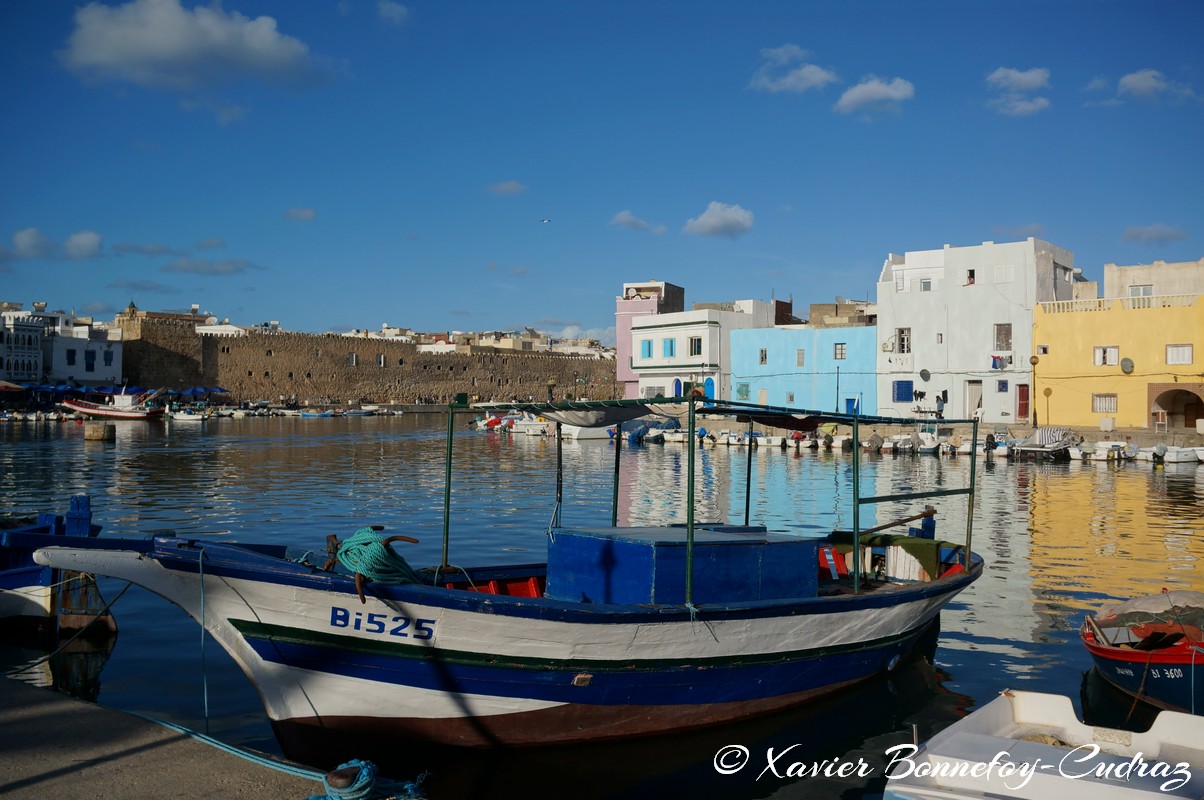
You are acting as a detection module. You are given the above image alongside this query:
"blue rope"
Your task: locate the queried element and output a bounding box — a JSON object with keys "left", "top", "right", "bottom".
{"left": 336, "top": 529, "right": 422, "bottom": 584}
{"left": 307, "top": 760, "right": 428, "bottom": 800}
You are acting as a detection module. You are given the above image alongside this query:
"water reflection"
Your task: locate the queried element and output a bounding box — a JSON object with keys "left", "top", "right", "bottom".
{"left": 3, "top": 417, "right": 1203, "bottom": 797}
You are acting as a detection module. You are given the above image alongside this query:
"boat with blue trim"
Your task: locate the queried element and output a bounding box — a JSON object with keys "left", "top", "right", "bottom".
{"left": 7, "top": 396, "right": 984, "bottom": 749}
{"left": 1081, "top": 590, "right": 1204, "bottom": 715}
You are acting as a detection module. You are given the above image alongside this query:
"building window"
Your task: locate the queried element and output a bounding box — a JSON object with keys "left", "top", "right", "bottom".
{"left": 663, "top": 338, "right": 676, "bottom": 358}
{"left": 66, "top": 349, "right": 77, "bottom": 366}
{"left": 919, "top": 278, "right": 932, "bottom": 292}
{"left": 1167, "top": 344, "right": 1193, "bottom": 365}
{"left": 997, "top": 380, "right": 1008, "bottom": 392}
{"left": 688, "top": 336, "right": 702, "bottom": 356}
{"left": 966, "top": 270, "right": 976, "bottom": 285}
{"left": 896, "top": 328, "right": 911, "bottom": 354}
{"left": 895, "top": 275, "right": 905, "bottom": 292}
{"left": 936, "top": 333, "right": 943, "bottom": 344}
{"left": 994, "top": 265, "right": 1014, "bottom": 284}
{"left": 758, "top": 348, "right": 768, "bottom": 365}
{"left": 795, "top": 349, "right": 805, "bottom": 367}
{"left": 736, "top": 382, "right": 750, "bottom": 401}
{"left": 892, "top": 380, "right": 913, "bottom": 403}
{"left": 1129, "top": 285, "right": 1153, "bottom": 297}
{"left": 1092, "top": 394, "right": 1118, "bottom": 414}
{"left": 1093, "top": 346, "right": 1119, "bottom": 366}
{"left": 103, "top": 351, "right": 113, "bottom": 367}
{"left": 348, "top": 353, "right": 358, "bottom": 367}
{"left": 1037, "top": 344, "right": 1049, "bottom": 355}
{"left": 994, "top": 324, "right": 1012, "bottom": 351}
{"left": 376, "top": 354, "right": 386, "bottom": 367}
{"left": 84, "top": 351, "right": 96, "bottom": 372}
{"left": 640, "top": 340, "right": 653, "bottom": 359}
{"left": 834, "top": 343, "right": 847, "bottom": 360}
{"left": 786, "top": 391, "right": 795, "bottom": 404}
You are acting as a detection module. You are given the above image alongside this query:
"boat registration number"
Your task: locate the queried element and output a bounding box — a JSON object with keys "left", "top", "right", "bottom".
{"left": 329, "top": 606, "right": 436, "bottom": 640}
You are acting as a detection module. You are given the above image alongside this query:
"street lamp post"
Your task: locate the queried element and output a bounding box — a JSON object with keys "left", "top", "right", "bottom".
{"left": 1029, "top": 355, "right": 1039, "bottom": 427}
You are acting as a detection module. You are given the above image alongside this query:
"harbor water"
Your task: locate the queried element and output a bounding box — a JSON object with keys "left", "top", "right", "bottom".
{"left": 2, "top": 415, "right": 1203, "bottom": 798}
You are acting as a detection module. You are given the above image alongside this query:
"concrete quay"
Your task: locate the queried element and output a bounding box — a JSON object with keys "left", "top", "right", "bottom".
{"left": 0, "top": 677, "right": 323, "bottom": 799}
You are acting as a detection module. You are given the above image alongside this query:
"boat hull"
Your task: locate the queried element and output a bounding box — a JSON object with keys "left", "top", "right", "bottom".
{"left": 31, "top": 535, "right": 980, "bottom": 747}
{"left": 1082, "top": 629, "right": 1204, "bottom": 714}
{"left": 61, "top": 399, "right": 164, "bottom": 420}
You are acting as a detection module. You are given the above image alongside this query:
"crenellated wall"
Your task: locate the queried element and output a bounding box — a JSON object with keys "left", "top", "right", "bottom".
{"left": 120, "top": 318, "right": 617, "bottom": 405}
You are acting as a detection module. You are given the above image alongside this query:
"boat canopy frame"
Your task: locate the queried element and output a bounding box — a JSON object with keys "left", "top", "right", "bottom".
{"left": 446, "top": 395, "right": 980, "bottom": 602}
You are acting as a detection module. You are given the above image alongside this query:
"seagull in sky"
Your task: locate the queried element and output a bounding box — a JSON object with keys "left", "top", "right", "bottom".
{"left": 540, "top": 218, "right": 550, "bottom": 224}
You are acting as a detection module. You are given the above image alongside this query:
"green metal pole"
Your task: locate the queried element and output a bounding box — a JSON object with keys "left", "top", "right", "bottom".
{"left": 743, "top": 418, "right": 753, "bottom": 526}
{"left": 611, "top": 421, "right": 622, "bottom": 526}
{"left": 966, "top": 418, "right": 978, "bottom": 568}
{"left": 441, "top": 400, "right": 456, "bottom": 569}
{"left": 555, "top": 429, "right": 564, "bottom": 528}
{"left": 851, "top": 416, "right": 861, "bottom": 594}
{"left": 686, "top": 397, "right": 696, "bottom": 606}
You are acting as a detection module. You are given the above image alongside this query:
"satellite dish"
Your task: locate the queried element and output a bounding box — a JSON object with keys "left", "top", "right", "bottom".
{"left": 919, "top": 369, "right": 931, "bottom": 381}
{"left": 1120, "top": 357, "right": 1134, "bottom": 374}
{"left": 205, "top": 316, "right": 218, "bottom": 325}
{"left": 835, "top": 296, "right": 846, "bottom": 305}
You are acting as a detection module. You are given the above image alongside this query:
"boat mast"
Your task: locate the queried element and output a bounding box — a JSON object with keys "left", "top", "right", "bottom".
{"left": 685, "top": 395, "right": 697, "bottom": 606}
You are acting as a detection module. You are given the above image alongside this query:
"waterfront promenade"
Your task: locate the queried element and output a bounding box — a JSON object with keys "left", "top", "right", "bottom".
{"left": 0, "top": 677, "right": 322, "bottom": 799}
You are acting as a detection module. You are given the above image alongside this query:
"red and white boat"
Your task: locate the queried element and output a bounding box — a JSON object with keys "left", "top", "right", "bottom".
{"left": 61, "top": 389, "right": 166, "bottom": 421}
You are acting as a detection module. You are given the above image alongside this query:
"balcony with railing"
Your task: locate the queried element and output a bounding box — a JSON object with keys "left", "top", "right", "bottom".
{"left": 1040, "top": 294, "right": 1199, "bottom": 314}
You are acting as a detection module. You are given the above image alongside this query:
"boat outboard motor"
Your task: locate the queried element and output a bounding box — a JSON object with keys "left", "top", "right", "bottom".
{"left": 984, "top": 433, "right": 996, "bottom": 454}
{"left": 1153, "top": 443, "right": 1168, "bottom": 464}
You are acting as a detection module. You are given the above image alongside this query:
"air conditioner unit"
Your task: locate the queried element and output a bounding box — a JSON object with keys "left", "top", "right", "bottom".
{"left": 880, "top": 342, "right": 893, "bottom": 352}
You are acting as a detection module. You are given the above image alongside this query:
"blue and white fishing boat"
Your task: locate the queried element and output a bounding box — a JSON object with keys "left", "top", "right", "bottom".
{"left": 6, "top": 397, "right": 984, "bottom": 749}
{"left": 0, "top": 496, "right": 111, "bottom": 639}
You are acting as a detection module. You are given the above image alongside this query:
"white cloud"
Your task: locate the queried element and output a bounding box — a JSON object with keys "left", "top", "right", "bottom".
{"left": 486, "top": 180, "right": 528, "bottom": 195}
{"left": 749, "top": 44, "right": 838, "bottom": 94}
{"left": 285, "top": 207, "right": 317, "bottom": 221}
{"left": 987, "top": 67, "right": 1050, "bottom": 93}
{"left": 377, "top": 1, "right": 409, "bottom": 25}
{"left": 553, "top": 324, "right": 616, "bottom": 347}
{"left": 1122, "top": 223, "right": 1188, "bottom": 246}
{"left": 609, "top": 210, "right": 666, "bottom": 235}
{"left": 684, "top": 202, "right": 754, "bottom": 239}
{"left": 1084, "top": 76, "right": 1110, "bottom": 93}
{"left": 59, "top": 0, "right": 335, "bottom": 92}
{"left": 992, "top": 95, "right": 1051, "bottom": 117}
{"left": 835, "top": 76, "right": 914, "bottom": 115}
{"left": 162, "top": 256, "right": 256, "bottom": 275}
{"left": 986, "top": 67, "right": 1052, "bottom": 116}
{"left": 12, "top": 228, "right": 53, "bottom": 259}
{"left": 1117, "top": 68, "right": 1196, "bottom": 103}
{"left": 64, "top": 230, "right": 103, "bottom": 259}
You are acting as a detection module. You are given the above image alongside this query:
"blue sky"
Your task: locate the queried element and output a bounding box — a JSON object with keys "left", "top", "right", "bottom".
{"left": 2, "top": 1, "right": 1201, "bottom": 344}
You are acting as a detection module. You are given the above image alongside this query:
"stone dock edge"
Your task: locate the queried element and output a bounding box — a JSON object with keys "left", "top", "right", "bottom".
{"left": 0, "top": 676, "right": 323, "bottom": 799}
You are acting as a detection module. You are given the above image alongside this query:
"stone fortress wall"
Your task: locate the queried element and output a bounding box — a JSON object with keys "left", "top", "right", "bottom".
{"left": 119, "top": 318, "right": 616, "bottom": 406}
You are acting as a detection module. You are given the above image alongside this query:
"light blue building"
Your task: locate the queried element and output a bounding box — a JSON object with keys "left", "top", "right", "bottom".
{"left": 730, "top": 324, "right": 878, "bottom": 415}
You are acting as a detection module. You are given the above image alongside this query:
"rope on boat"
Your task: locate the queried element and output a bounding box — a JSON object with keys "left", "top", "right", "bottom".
{"left": 307, "top": 759, "right": 428, "bottom": 800}
{"left": 336, "top": 529, "right": 424, "bottom": 585}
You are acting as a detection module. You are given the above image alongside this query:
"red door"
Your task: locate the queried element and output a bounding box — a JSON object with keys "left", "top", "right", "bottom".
{"left": 1017, "top": 383, "right": 1030, "bottom": 423}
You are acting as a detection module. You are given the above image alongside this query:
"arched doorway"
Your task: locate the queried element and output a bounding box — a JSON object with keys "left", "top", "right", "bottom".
{"left": 672, "top": 378, "right": 682, "bottom": 398}
{"left": 1150, "top": 385, "right": 1204, "bottom": 429}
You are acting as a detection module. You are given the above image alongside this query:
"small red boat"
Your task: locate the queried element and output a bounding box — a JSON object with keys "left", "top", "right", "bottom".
{"left": 61, "top": 389, "right": 166, "bottom": 421}
{"left": 1081, "top": 589, "right": 1204, "bottom": 715}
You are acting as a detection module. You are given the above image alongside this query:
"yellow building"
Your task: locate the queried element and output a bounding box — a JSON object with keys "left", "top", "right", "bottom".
{"left": 1034, "top": 293, "right": 1203, "bottom": 430}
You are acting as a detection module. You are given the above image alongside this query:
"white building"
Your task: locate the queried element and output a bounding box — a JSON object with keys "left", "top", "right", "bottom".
{"left": 630, "top": 299, "right": 778, "bottom": 400}
{"left": 1, "top": 302, "right": 125, "bottom": 387}
{"left": 875, "top": 238, "right": 1082, "bottom": 425}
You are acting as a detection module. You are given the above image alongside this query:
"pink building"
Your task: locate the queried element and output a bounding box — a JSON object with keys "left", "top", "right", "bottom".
{"left": 614, "top": 281, "right": 685, "bottom": 399}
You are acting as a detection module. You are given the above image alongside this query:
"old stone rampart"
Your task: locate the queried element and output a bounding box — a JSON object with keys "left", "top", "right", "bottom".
{"left": 121, "top": 319, "right": 616, "bottom": 405}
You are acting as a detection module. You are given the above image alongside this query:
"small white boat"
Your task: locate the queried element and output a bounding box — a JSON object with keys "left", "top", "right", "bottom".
{"left": 1135, "top": 445, "right": 1199, "bottom": 464}
{"left": 559, "top": 423, "right": 614, "bottom": 440}
{"left": 1075, "top": 441, "right": 1137, "bottom": 461}
{"left": 169, "top": 409, "right": 208, "bottom": 422}
{"left": 884, "top": 689, "right": 1204, "bottom": 800}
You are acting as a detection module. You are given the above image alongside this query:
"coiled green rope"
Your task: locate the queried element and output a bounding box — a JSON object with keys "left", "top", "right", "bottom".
{"left": 336, "top": 528, "right": 423, "bottom": 584}
{"left": 307, "top": 759, "right": 427, "bottom": 800}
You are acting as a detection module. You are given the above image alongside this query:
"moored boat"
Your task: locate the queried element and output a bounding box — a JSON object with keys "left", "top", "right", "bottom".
{"left": 60, "top": 388, "right": 166, "bottom": 421}
{"left": 1081, "top": 590, "right": 1204, "bottom": 715}
{"left": 10, "top": 397, "right": 985, "bottom": 750}
{"left": 883, "top": 689, "right": 1204, "bottom": 799}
